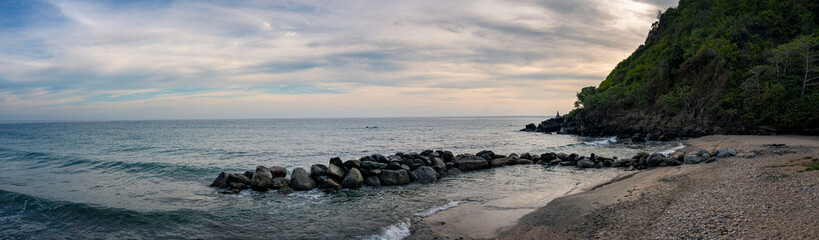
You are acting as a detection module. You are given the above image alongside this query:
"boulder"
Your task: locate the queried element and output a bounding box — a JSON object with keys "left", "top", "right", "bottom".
{"left": 209, "top": 172, "right": 229, "bottom": 188}
{"left": 441, "top": 151, "right": 454, "bottom": 162}
{"left": 277, "top": 187, "right": 293, "bottom": 195}
{"left": 318, "top": 177, "right": 342, "bottom": 193}
{"left": 270, "top": 177, "right": 290, "bottom": 189}
{"left": 568, "top": 153, "right": 579, "bottom": 161}
{"left": 290, "top": 167, "right": 316, "bottom": 191}
{"left": 456, "top": 159, "right": 489, "bottom": 171}
{"left": 540, "top": 152, "right": 557, "bottom": 161}
{"left": 328, "top": 163, "right": 346, "bottom": 180}
{"left": 310, "top": 164, "right": 328, "bottom": 178}
{"left": 371, "top": 154, "right": 388, "bottom": 163}
{"left": 410, "top": 166, "right": 438, "bottom": 183}
{"left": 716, "top": 148, "right": 736, "bottom": 158}
{"left": 387, "top": 155, "right": 403, "bottom": 162}
{"left": 229, "top": 182, "right": 249, "bottom": 190}
{"left": 705, "top": 157, "right": 717, "bottom": 163}
{"left": 647, "top": 153, "right": 665, "bottom": 167}
{"left": 379, "top": 169, "right": 410, "bottom": 185}
{"left": 242, "top": 170, "right": 254, "bottom": 179}
{"left": 560, "top": 161, "right": 576, "bottom": 166}
{"left": 365, "top": 176, "right": 381, "bottom": 187}
{"left": 683, "top": 155, "right": 702, "bottom": 164}
{"left": 516, "top": 159, "right": 534, "bottom": 164}
{"left": 228, "top": 173, "right": 251, "bottom": 185}
{"left": 251, "top": 166, "right": 273, "bottom": 191}
{"left": 697, "top": 149, "right": 710, "bottom": 159}
{"left": 490, "top": 157, "right": 514, "bottom": 167}
{"left": 556, "top": 153, "right": 569, "bottom": 161}
{"left": 329, "top": 157, "right": 344, "bottom": 168}
{"left": 361, "top": 161, "right": 387, "bottom": 170}
{"left": 343, "top": 160, "right": 361, "bottom": 170}
{"left": 269, "top": 166, "right": 287, "bottom": 178}
{"left": 431, "top": 158, "right": 447, "bottom": 172}
{"left": 520, "top": 153, "right": 532, "bottom": 160}
{"left": 522, "top": 123, "right": 537, "bottom": 131}
{"left": 387, "top": 162, "right": 402, "bottom": 170}
{"left": 341, "top": 168, "right": 364, "bottom": 189}
{"left": 664, "top": 157, "right": 683, "bottom": 166}
{"left": 444, "top": 168, "right": 463, "bottom": 177}
{"left": 593, "top": 162, "right": 605, "bottom": 168}
{"left": 577, "top": 159, "right": 595, "bottom": 168}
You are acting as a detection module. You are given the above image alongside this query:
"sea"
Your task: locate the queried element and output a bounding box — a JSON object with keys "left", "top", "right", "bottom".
{"left": 0, "top": 117, "right": 680, "bottom": 239}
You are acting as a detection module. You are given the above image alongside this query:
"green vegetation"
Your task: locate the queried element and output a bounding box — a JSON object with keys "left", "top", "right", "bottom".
{"left": 805, "top": 157, "right": 819, "bottom": 171}
{"left": 572, "top": 0, "right": 819, "bottom": 133}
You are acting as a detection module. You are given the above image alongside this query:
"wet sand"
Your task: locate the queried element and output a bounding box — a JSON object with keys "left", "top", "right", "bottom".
{"left": 410, "top": 135, "right": 819, "bottom": 239}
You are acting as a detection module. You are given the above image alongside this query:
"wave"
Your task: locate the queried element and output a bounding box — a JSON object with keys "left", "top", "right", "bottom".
{"left": 659, "top": 142, "right": 685, "bottom": 156}
{"left": 582, "top": 136, "right": 618, "bottom": 146}
{"left": 364, "top": 220, "right": 411, "bottom": 240}
{"left": 0, "top": 147, "right": 220, "bottom": 178}
{"left": 414, "top": 201, "right": 460, "bottom": 218}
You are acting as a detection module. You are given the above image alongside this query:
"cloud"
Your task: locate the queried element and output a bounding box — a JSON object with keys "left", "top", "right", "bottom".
{"left": 0, "top": 0, "right": 678, "bottom": 120}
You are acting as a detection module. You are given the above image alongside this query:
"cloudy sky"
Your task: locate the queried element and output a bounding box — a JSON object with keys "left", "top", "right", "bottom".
{"left": 0, "top": 0, "right": 677, "bottom": 120}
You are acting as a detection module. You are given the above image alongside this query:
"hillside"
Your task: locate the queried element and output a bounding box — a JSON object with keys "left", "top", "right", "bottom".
{"left": 533, "top": 0, "right": 819, "bottom": 138}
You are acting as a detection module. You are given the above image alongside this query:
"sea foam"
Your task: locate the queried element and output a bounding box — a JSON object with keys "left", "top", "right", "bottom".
{"left": 660, "top": 142, "right": 685, "bottom": 156}
{"left": 365, "top": 220, "right": 411, "bottom": 240}
{"left": 414, "top": 200, "right": 460, "bottom": 218}
{"left": 582, "top": 136, "right": 618, "bottom": 146}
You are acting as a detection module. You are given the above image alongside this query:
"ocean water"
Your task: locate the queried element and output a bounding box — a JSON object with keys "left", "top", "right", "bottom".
{"left": 0, "top": 117, "right": 678, "bottom": 239}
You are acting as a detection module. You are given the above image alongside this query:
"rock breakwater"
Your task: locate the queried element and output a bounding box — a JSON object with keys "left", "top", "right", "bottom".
{"left": 210, "top": 147, "right": 737, "bottom": 194}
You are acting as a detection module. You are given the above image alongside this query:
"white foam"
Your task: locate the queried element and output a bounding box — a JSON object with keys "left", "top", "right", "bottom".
{"left": 414, "top": 201, "right": 460, "bottom": 218}
{"left": 365, "top": 220, "right": 411, "bottom": 240}
{"left": 582, "top": 136, "right": 617, "bottom": 146}
{"left": 659, "top": 142, "right": 685, "bottom": 156}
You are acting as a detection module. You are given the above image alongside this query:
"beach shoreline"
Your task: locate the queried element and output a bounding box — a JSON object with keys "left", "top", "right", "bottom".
{"left": 409, "top": 135, "right": 819, "bottom": 239}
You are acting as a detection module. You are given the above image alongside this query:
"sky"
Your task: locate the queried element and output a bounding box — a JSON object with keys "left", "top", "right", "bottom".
{"left": 0, "top": 0, "right": 678, "bottom": 120}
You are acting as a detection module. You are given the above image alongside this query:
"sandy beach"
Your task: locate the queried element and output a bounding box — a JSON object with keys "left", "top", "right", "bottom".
{"left": 410, "top": 135, "right": 819, "bottom": 239}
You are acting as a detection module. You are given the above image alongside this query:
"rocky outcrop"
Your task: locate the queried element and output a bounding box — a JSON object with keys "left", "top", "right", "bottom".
{"left": 410, "top": 166, "right": 438, "bottom": 183}
{"left": 209, "top": 172, "right": 229, "bottom": 188}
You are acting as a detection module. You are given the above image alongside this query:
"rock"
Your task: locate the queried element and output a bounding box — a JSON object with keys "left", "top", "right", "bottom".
{"left": 228, "top": 173, "right": 251, "bottom": 185}
{"left": 490, "top": 157, "right": 514, "bottom": 167}
{"left": 520, "top": 153, "right": 532, "bottom": 160}
{"left": 270, "top": 177, "right": 290, "bottom": 189}
{"left": 343, "top": 160, "right": 361, "bottom": 170}
{"left": 341, "top": 168, "right": 364, "bottom": 189}
{"left": 431, "top": 158, "right": 447, "bottom": 172}
{"left": 371, "top": 154, "right": 388, "bottom": 163}
{"left": 476, "top": 150, "right": 496, "bottom": 160}
{"left": 664, "top": 157, "right": 683, "bottom": 166}
{"left": 369, "top": 169, "right": 382, "bottom": 176}
{"left": 522, "top": 123, "right": 537, "bottom": 131}
{"left": 577, "top": 159, "right": 595, "bottom": 168}
{"left": 549, "top": 159, "right": 562, "bottom": 165}
{"left": 400, "top": 164, "right": 411, "bottom": 171}
{"left": 229, "top": 182, "right": 249, "bottom": 190}
{"left": 421, "top": 150, "right": 434, "bottom": 156}
{"left": 251, "top": 166, "right": 273, "bottom": 191}
{"left": 361, "top": 161, "right": 387, "bottom": 170}
{"left": 220, "top": 189, "right": 241, "bottom": 194}
{"left": 556, "top": 153, "right": 569, "bottom": 161}
{"left": 328, "top": 163, "right": 346, "bottom": 180}
{"left": 310, "top": 164, "right": 328, "bottom": 177}
{"left": 540, "top": 152, "right": 557, "bottom": 161}
{"left": 379, "top": 169, "right": 410, "bottom": 185}
{"left": 387, "top": 155, "right": 403, "bottom": 162}
{"left": 568, "top": 153, "right": 579, "bottom": 161}
{"left": 277, "top": 187, "right": 293, "bottom": 194}
{"left": 716, "top": 148, "right": 736, "bottom": 158}
{"left": 441, "top": 151, "right": 454, "bottom": 162}
{"left": 290, "top": 167, "right": 316, "bottom": 191}
{"left": 329, "top": 157, "right": 344, "bottom": 168}
{"left": 209, "top": 172, "right": 229, "bottom": 188}
{"left": 410, "top": 166, "right": 438, "bottom": 183}
{"left": 444, "top": 168, "right": 463, "bottom": 177}
{"left": 684, "top": 155, "right": 702, "bottom": 164}
{"left": 631, "top": 136, "right": 646, "bottom": 142}
{"left": 560, "top": 161, "right": 576, "bottom": 166}
{"left": 593, "top": 162, "right": 605, "bottom": 168}
{"left": 516, "top": 159, "right": 534, "bottom": 164}
{"left": 365, "top": 176, "right": 381, "bottom": 187}
{"left": 697, "top": 149, "right": 710, "bottom": 159}
{"left": 647, "top": 153, "right": 665, "bottom": 167}
{"left": 705, "top": 157, "right": 717, "bottom": 163}
{"left": 387, "top": 162, "right": 402, "bottom": 170}
{"left": 456, "top": 159, "right": 490, "bottom": 171}
{"left": 319, "top": 177, "right": 342, "bottom": 192}
{"left": 243, "top": 170, "right": 254, "bottom": 179}
{"left": 269, "top": 166, "right": 287, "bottom": 178}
